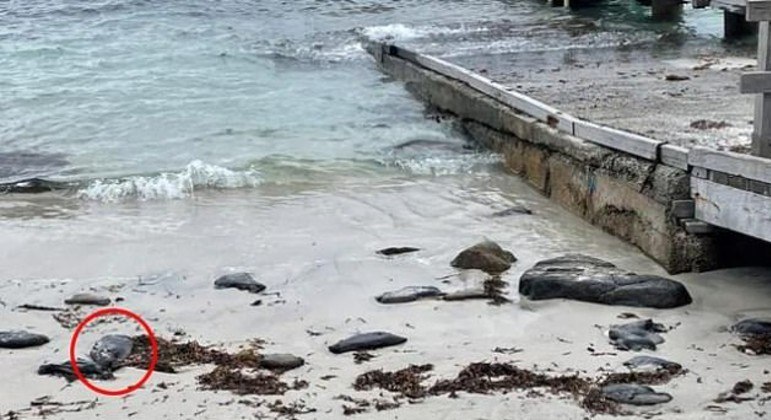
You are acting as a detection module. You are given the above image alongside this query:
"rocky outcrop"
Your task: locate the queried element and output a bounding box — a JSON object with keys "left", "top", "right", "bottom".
{"left": 214, "top": 273, "right": 266, "bottom": 294}
{"left": 451, "top": 241, "right": 516, "bottom": 274}
{"left": 518, "top": 254, "right": 692, "bottom": 308}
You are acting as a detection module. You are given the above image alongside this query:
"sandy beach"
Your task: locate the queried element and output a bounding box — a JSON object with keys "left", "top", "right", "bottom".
{"left": 1, "top": 172, "right": 770, "bottom": 419}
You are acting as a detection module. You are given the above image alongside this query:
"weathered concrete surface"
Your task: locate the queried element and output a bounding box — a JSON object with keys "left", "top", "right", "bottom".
{"left": 374, "top": 48, "right": 717, "bottom": 273}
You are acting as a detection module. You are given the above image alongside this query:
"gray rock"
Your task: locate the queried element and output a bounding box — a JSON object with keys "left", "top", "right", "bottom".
{"left": 328, "top": 332, "right": 407, "bottom": 354}
{"left": 377, "top": 247, "right": 420, "bottom": 256}
{"left": 609, "top": 319, "right": 666, "bottom": 351}
{"left": 732, "top": 319, "right": 771, "bottom": 336}
{"left": 623, "top": 355, "right": 681, "bottom": 371}
{"left": 259, "top": 353, "right": 305, "bottom": 371}
{"left": 601, "top": 384, "right": 672, "bottom": 405}
{"left": 491, "top": 205, "right": 532, "bottom": 217}
{"left": 38, "top": 358, "right": 114, "bottom": 382}
{"left": 64, "top": 293, "right": 111, "bottom": 306}
{"left": 0, "top": 331, "right": 49, "bottom": 349}
{"left": 518, "top": 254, "right": 692, "bottom": 308}
{"left": 376, "top": 286, "right": 444, "bottom": 304}
{"left": 214, "top": 272, "right": 266, "bottom": 294}
{"left": 451, "top": 240, "right": 516, "bottom": 274}
{"left": 90, "top": 334, "right": 134, "bottom": 369}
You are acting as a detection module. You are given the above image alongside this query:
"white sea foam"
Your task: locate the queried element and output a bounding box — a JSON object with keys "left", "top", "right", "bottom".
{"left": 361, "top": 23, "right": 488, "bottom": 43}
{"left": 77, "top": 160, "right": 262, "bottom": 202}
{"left": 383, "top": 154, "right": 501, "bottom": 176}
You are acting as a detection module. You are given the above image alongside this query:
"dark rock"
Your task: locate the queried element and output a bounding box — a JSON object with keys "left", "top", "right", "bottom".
{"left": 601, "top": 384, "right": 672, "bottom": 405}
{"left": 38, "top": 358, "right": 114, "bottom": 382}
{"left": 609, "top": 319, "right": 666, "bottom": 351}
{"left": 0, "top": 331, "right": 50, "bottom": 349}
{"left": 732, "top": 319, "right": 771, "bottom": 336}
{"left": 377, "top": 247, "right": 420, "bottom": 256}
{"left": 376, "top": 286, "right": 444, "bottom": 304}
{"left": 64, "top": 293, "right": 111, "bottom": 306}
{"left": 214, "top": 273, "right": 266, "bottom": 294}
{"left": 259, "top": 354, "right": 305, "bottom": 371}
{"left": 90, "top": 334, "right": 133, "bottom": 369}
{"left": 623, "top": 355, "right": 681, "bottom": 371}
{"left": 518, "top": 254, "right": 692, "bottom": 308}
{"left": 491, "top": 205, "right": 532, "bottom": 217}
{"left": 328, "top": 332, "right": 407, "bottom": 354}
{"left": 451, "top": 240, "right": 516, "bottom": 274}
{"left": 0, "top": 178, "right": 69, "bottom": 194}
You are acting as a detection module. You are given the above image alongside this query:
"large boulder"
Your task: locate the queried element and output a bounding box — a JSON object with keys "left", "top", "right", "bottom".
{"left": 518, "top": 254, "right": 692, "bottom": 308}
{"left": 451, "top": 240, "right": 516, "bottom": 274}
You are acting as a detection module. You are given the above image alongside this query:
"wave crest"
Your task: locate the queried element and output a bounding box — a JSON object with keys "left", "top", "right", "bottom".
{"left": 77, "top": 160, "right": 261, "bottom": 202}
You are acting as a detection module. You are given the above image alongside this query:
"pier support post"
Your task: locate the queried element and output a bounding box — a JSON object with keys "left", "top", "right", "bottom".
{"left": 742, "top": 1, "right": 771, "bottom": 157}
{"left": 652, "top": 0, "right": 683, "bottom": 20}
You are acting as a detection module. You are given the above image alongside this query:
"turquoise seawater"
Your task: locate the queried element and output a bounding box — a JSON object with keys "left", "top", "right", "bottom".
{"left": 0, "top": 0, "right": 723, "bottom": 200}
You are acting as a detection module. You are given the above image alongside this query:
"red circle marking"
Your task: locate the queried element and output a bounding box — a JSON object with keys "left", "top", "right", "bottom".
{"left": 69, "top": 307, "right": 158, "bottom": 397}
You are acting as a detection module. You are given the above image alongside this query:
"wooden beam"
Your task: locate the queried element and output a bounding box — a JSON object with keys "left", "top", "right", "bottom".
{"left": 689, "top": 146, "right": 771, "bottom": 184}
{"left": 712, "top": 0, "right": 747, "bottom": 14}
{"left": 753, "top": 22, "right": 771, "bottom": 157}
{"left": 740, "top": 71, "right": 771, "bottom": 93}
{"left": 573, "top": 120, "right": 662, "bottom": 161}
{"left": 660, "top": 144, "right": 689, "bottom": 170}
{"left": 747, "top": 0, "right": 771, "bottom": 21}
{"left": 692, "top": 177, "right": 771, "bottom": 242}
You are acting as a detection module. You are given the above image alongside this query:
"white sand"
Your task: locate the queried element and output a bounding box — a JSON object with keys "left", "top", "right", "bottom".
{"left": 1, "top": 174, "right": 769, "bottom": 419}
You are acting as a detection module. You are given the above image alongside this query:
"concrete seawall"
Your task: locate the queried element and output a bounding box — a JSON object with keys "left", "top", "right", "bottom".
{"left": 367, "top": 42, "right": 719, "bottom": 274}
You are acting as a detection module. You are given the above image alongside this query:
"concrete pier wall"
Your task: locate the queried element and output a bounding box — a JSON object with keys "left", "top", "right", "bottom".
{"left": 369, "top": 43, "right": 718, "bottom": 273}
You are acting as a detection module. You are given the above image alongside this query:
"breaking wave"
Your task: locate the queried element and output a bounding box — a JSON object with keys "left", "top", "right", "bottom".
{"left": 77, "top": 160, "right": 262, "bottom": 202}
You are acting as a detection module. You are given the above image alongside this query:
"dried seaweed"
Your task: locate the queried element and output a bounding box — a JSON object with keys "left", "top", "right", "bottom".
{"left": 353, "top": 364, "right": 433, "bottom": 399}
{"left": 198, "top": 366, "right": 307, "bottom": 396}
{"left": 736, "top": 334, "right": 771, "bottom": 355}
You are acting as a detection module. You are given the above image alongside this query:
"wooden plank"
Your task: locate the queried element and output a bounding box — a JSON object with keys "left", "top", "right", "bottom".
{"left": 573, "top": 120, "right": 662, "bottom": 160}
{"left": 712, "top": 0, "right": 747, "bottom": 13}
{"left": 753, "top": 22, "right": 771, "bottom": 157}
{"left": 747, "top": 0, "right": 771, "bottom": 21}
{"left": 660, "top": 144, "right": 689, "bottom": 170}
{"left": 692, "top": 177, "right": 771, "bottom": 242}
{"left": 741, "top": 71, "right": 771, "bottom": 93}
{"left": 390, "top": 47, "right": 578, "bottom": 135}
{"left": 688, "top": 146, "right": 771, "bottom": 184}
{"left": 693, "top": 0, "right": 711, "bottom": 8}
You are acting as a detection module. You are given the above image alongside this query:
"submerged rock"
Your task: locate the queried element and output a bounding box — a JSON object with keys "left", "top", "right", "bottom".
{"left": 732, "top": 319, "right": 771, "bottom": 336}
{"left": 64, "top": 293, "right": 111, "bottom": 306}
{"left": 0, "top": 177, "right": 69, "bottom": 194}
{"left": 0, "top": 331, "right": 50, "bottom": 349}
{"left": 377, "top": 247, "right": 421, "bottom": 256}
{"left": 601, "top": 384, "right": 672, "bottom": 405}
{"left": 609, "top": 319, "right": 666, "bottom": 351}
{"left": 259, "top": 354, "right": 305, "bottom": 371}
{"left": 38, "top": 358, "right": 114, "bottom": 382}
{"left": 90, "top": 334, "right": 134, "bottom": 369}
{"left": 376, "top": 286, "right": 444, "bottom": 304}
{"left": 518, "top": 254, "right": 692, "bottom": 308}
{"left": 623, "top": 355, "right": 681, "bottom": 371}
{"left": 451, "top": 240, "right": 516, "bottom": 274}
{"left": 328, "top": 332, "right": 407, "bottom": 354}
{"left": 491, "top": 205, "right": 532, "bottom": 217}
{"left": 214, "top": 273, "right": 266, "bottom": 294}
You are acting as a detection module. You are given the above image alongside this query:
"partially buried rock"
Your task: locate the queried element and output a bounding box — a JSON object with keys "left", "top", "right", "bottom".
{"left": 491, "top": 205, "right": 532, "bottom": 217}
{"left": 442, "top": 288, "right": 490, "bottom": 301}
{"left": 0, "top": 330, "right": 49, "bottom": 349}
{"left": 214, "top": 272, "right": 266, "bottom": 294}
{"left": 38, "top": 358, "right": 114, "bottom": 381}
{"left": 377, "top": 247, "right": 420, "bottom": 256}
{"left": 64, "top": 293, "right": 111, "bottom": 306}
{"left": 623, "top": 355, "right": 681, "bottom": 371}
{"left": 376, "top": 286, "right": 444, "bottom": 304}
{"left": 451, "top": 240, "right": 516, "bottom": 274}
{"left": 732, "top": 319, "right": 771, "bottom": 336}
{"left": 90, "top": 334, "right": 133, "bottom": 369}
{"left": 609, "top": 319, "right": 666, "bottom": 351}
{"left": 518, "top": 254, "right": 692, "bottom": 308}
{"left": 259, "top": 354, "right": 305, "bottom": 371}
{"left": 601, "top": 384, "right": 672, "bottom": 405}
{"left": 328, "top": 332, "right": 407, "bottom": 354}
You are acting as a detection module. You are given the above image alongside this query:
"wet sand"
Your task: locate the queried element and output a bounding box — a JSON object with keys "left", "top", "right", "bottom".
{"left": 451, "top": 38, "right": 756, "bottom": 152}
{"left": 1, "top": 172, "right": 770, "bottom": 419}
